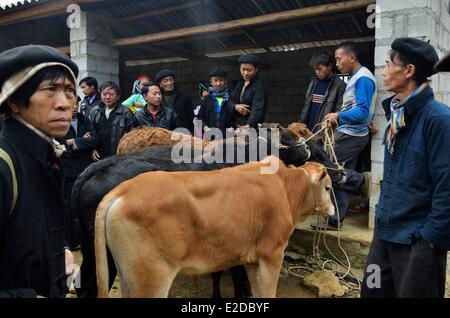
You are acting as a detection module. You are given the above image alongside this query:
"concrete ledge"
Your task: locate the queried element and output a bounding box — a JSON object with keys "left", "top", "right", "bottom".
{"left": 287, "top": 213, "right": 373, "bottom": 269}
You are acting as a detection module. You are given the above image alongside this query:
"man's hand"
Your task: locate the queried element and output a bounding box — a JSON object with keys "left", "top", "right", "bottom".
{"left": 66, "top": 139, "right": 74, "bottom": 146}
{"left": 91, "top": 150, "right": 101, "bottom": 161}
{"left": 369, "top": 122, "right": 379, "bottom": 135}
{"left": 324, "top": 113, "right": 339, "bottom": 126}
{"left": 235, "top": 104, "right": 251, "bottom": 116}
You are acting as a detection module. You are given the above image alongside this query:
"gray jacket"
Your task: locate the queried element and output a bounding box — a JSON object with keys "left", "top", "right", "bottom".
{"left": 299, "top": 75, "right": 346, "bottom": 132}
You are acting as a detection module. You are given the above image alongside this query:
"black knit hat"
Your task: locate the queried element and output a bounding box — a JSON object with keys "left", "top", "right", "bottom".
{"left": 208, "top": 66, "right": 227, "bottom": 78}
{"left": 0, "top": 45, "right": 78, "bottom": 108}
{"left": 238, "top": 54, "right": 260, "bottom": 66}
{"left": 435, "top": 51, "right": 450, "bottom": 72}
{"left": 391, "top": 38, "right": 439, "bottom": 78}
{"left": 154, "top": 69, "right": 175, "bottom": 84}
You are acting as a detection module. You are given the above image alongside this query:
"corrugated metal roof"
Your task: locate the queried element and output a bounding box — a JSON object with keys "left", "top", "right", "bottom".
{"left": 0, "top": 0, "right": 375, "bottom": 61}
{"left": 0, "top": 0, "right": 42, "bottom": 11}
{"left": 93, "top": 0, "right": 374, "bottom": 60}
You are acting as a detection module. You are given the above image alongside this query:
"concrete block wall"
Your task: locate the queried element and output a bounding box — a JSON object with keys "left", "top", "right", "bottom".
{"left": 371, "top": 0, "right": 450, "bottom": 229}
{"left": 70, "top": 11, "right": 119, "bottom": 91}
{"left": 122, "top": 42, "right": 374, "bottom": 127}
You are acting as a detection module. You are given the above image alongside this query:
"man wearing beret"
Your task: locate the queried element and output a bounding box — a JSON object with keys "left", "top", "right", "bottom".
{"left": 435, "top": 51, "right": 450, "bottom": 72}
{"left": 154, "top": 69, "right": 194, "bottom": 133}
{"left": 362, "top": 38, "right": 450, "bottom": 298}
{"left": 197, "top": 66, "right": 234, "bottom": 138}
{"left": 0, "top": 45, "right": 79, "bottom": 298}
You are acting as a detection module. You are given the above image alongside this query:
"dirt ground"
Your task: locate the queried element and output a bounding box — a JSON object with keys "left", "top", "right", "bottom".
{"left": 71, "top": 251, "right": 317, "bottom": 298}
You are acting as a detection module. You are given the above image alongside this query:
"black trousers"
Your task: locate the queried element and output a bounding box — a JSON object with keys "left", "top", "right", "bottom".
{"left": 329, "top": 132, "right": 369, "bottom": 224}
{"left": 361, "top": 237, "right": 447, "bottom": 298}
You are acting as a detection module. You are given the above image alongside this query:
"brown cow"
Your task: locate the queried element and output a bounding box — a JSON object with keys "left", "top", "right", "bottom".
{"left": 95, "top": 156, "right": 334, "bottom": 298}
{"left": 116, "top": 127, "right": 209, "bottom": 155}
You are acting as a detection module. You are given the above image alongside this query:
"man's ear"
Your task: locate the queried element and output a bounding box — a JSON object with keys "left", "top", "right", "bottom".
{"left": 405, "top": 64, "right": 416, "bottom": 80}
{"left": 6, "top": 100, "right": 20, "bottom": 113}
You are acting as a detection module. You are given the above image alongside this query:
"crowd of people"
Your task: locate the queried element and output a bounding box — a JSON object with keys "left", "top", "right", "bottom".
{"left": 0, "top": 36, "right": 449, "bottom": 298}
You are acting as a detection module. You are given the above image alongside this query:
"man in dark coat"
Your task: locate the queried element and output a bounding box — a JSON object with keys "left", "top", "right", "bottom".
{"left": 0, "top": 45, "right": 79, "bottom": 298}
{"left": 88, "top": 81, "right": 138, "bottom": 161}
{"left": 197, "top": 66, "right": 234, "bottom": 138}
{"left": 361, "top": 38, "right": 450, "bottom": 298}
{"left": 228, "top": 54, "right": 269, "bottom": 129}
{"left": 79, "top": 76, "right": 101, "bottom": 118}
{"left": 135, "top": 84, "right": 178, "bottom": 130}
{"left": 154, "top": 69, "right": 194, "bottom": 134}
{"left": 57, "top": 101, "right": 95, "bottom": 250}
{"left": 300, "top": 50, "right": 346, "bottom": 133}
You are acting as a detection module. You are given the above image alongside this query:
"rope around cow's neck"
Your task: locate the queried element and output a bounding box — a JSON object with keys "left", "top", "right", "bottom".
{"left": 285, "top": 120, "right": 362, "bottom": 295}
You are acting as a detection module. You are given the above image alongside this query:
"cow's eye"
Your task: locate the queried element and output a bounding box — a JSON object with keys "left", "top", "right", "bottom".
{"left": 325, "top": 186, "right": 332, "bottom": 192}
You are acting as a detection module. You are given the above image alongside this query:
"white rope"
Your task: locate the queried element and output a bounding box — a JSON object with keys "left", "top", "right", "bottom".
{"left": 285, "top": 120, "right": 361, "bottom": 295}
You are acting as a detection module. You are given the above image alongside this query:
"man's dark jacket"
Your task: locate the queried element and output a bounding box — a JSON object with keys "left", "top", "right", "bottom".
{"left": 80, "top": 92, "right": 101, "bottom": 118}
{"left": 89, "top": 103, "right": 137, "bottom": 157}
{"left": 299, "top": 74, "right": 346, "bottom": 132}
{"left": 0, "top": 118, "right": 67, "bottom": 298}
{"left": 228, "top": 75, "right": 269, "bottom": 128}
{"left": 135, "top": 106, "right": 178, "bottom": 131}
{"left": 162, "top": 87, "right": 194, "bottom": 133}
{"left": 376, "top": 88, "right": 450, "bottom": 251}
{"left": 197, "top": 94, "right": 234, "bottom": 135}
{"left": 57, "top": 113, "right": 95, "bottom": 178}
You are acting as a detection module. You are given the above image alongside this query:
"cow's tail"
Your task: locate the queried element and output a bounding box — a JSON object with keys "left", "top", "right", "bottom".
{"left": 95, "top": 193, "right": 117, "bottom": 298}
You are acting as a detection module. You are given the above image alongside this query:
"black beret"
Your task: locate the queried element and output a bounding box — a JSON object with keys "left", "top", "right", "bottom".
{"left": 391, "top": 38, "right": 439, "bottom": 78}
{"left": 0, "top": 45, "right": 78, "bottom": 89}
{"left": 154, "top": 69, "right": 175, "bottom": 84}
{"left": 208, "top": 66, "right": 227, "bottom": 78}
{"left": 238, "top": 54, "right": 260, "bottom": 66}
{"left": 434, "top": 51, "right": 450, "bottom": 72}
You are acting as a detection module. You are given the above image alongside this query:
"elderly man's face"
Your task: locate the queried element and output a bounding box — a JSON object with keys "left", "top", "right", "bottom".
{"left": 382, "top": 55, "right": 410, "bottom": 93}
{"left": 160, "top": 76, "right": 175, "bottom": 93}
{"left": 9, "top": 76, "right": 76, "bottom": 138}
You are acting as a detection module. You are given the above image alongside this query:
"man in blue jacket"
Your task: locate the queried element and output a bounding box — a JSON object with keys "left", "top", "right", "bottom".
{"left": 317, "top": 42, "right": 377, "bottom": 229}
{"left": 361, "top": 38, "right": 450, "bottom": 298}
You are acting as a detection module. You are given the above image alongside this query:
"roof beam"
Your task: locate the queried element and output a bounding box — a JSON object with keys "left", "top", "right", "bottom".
{"left": 112, "top": 0, "right": 375, "bottom": 47}
{"left": 120, "top": 0, "right": 205, "bottom": 22}
{"left": 0, "top": 0, "right": 103, "bottom": 27}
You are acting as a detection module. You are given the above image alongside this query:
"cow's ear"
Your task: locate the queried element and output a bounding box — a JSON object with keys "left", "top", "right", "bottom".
{"left": 311, "top": 167, "right": 327, "bottom": 183}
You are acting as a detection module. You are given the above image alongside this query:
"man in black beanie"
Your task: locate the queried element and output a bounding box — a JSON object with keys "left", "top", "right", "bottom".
{"left": 0, "top": 45, "right": 79, "bottom": 298}
{"left": 228, "top": 54, "right": 269, "bottom": 129}
{"left": 154, "top": 69, "right": 194, "bottom": 133}
{"left": 361, "top": 38, "right": 450, "bottom": 298}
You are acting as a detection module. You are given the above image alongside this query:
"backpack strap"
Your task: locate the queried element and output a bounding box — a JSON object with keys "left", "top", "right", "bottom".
{"left": 0, "top": 147, "right": 18, "bottom": 215}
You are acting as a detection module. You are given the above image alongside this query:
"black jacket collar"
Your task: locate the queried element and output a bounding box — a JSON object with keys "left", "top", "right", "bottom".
{"left": 1, "top": 117, "right": 54, "bottom": 165}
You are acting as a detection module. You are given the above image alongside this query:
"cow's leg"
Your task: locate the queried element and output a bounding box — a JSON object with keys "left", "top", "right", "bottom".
{"left": 254, "top": 257, "right": 283, "bottom": 298}
{"left": 211, "top": 271, "right": 223, "bottom": 298}
{"left": 230, "top": 266, "right": 252, "bottom": 298}
{"left": 124, "top": 263, "right": 177, "bottom": 298}
{"left": 244, "top": 264, "right": 260, "bottom": 297}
